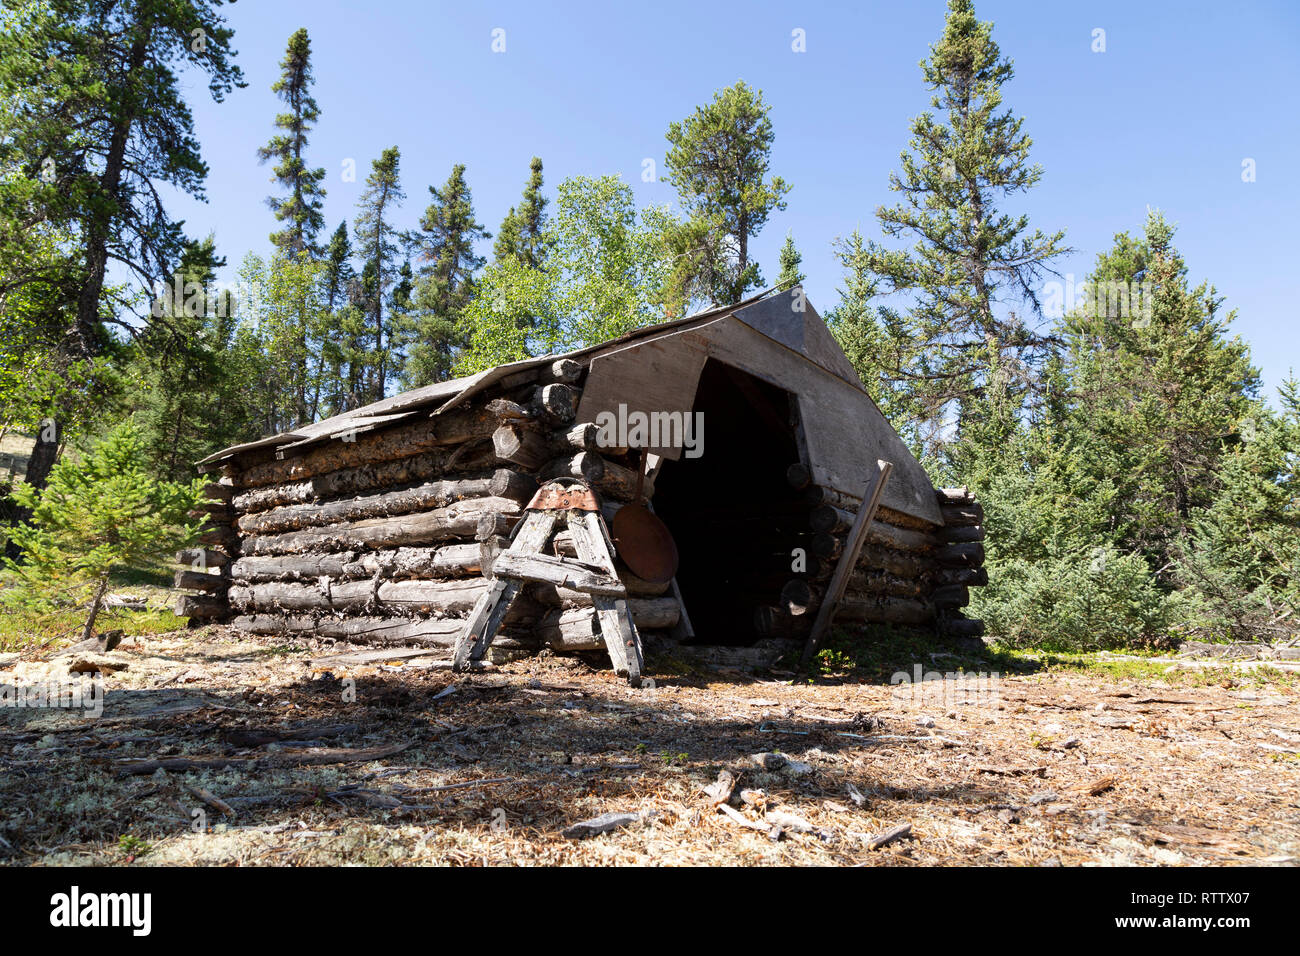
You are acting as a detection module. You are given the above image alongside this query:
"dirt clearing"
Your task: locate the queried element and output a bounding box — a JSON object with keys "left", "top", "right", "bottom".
{"left": 1, "top": 627, "right": 1297, "bottom": 866}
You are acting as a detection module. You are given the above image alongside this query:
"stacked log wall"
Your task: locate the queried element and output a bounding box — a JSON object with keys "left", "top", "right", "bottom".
{"left": 173, "top": 359, "right": 680, "bottom": 660}
{"left": 754, "top": 468, "right": 986, "bottom": 640}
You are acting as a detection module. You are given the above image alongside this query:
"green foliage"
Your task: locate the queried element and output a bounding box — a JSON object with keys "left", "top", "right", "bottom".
{"left": 976, "top": 547, "right": 1182, "bottom": 652}
{"left": 2, "top": 420, "right": 206, "bottom": 635}
{"left": 258, "top": 28, "right": 326, "bottom": 256}
{"left": 403, "top": 164, "right": 490, "bottom": 387}
{"left": 352, "top": 147, "right": 405, "bottom": 400}
{"left": 664, "top": 80, "right": 789, "bottom": 306}
{"left": 493, "top": 156, "right": 550, "bottom": 270}
{"left": 456, "top": 175, "right": 678, "bottom": 373}
{"left": 1175, "top": 381, "right": 1300, "bottom": 640}
{"left": 849, "top": 0, "right": 1067, "bottom": 450}
{"left": 775, "top": 233, "right": 804, "bottom": 290}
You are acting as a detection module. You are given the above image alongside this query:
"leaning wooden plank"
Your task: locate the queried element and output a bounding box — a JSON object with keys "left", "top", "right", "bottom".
{"left": 801, "top": 460, "right": 893, "bottom": 667}
{"left": 240, "top": 496, "right": 522, "bottom": 556}
{"left": 567, "top": 510, "right": 643, "bottom": 685}
{"left": 453, "top": 510, "right": 559, "bottom": 669}
{"left": 490, "top": 551, "right": 626, "bottom": 596}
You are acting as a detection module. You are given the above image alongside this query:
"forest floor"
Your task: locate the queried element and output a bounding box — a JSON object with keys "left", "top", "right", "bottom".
{"left": 1, "top": 622, "right": 1297, "bottom": 866}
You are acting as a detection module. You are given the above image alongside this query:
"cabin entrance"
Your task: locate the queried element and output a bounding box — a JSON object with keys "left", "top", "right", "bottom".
{"left": 652, "top": 359, "right": 805, "bottom": 645}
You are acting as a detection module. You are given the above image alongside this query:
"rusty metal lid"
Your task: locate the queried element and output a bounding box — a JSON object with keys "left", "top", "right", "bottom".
{"left": 611, "top": 502, "right": 679, "bottom": 584}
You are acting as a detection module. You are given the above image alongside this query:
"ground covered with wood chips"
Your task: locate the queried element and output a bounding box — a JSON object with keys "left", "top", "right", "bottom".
{"left": 1, "top": 625, "right": 1297, "bottom": 866}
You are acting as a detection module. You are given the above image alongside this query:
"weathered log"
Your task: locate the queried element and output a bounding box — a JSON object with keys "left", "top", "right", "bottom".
{"left": 229, "top": 578, "right": 490, "bottom": 614}
{"left": 239, "top": 406, "right": 499, "bottom": 488}
{"left": 940, "top": 616, "right": 985, "bottom": 638}
{"left": 174, "top": 569, "right": 228, "bottom": 593}
{"left": 809, "top": 504, "right": 854, "bottom": 534}
{"left": 240, "top": 496, "right": 522, "bottom": 556}
{"left": 809, "top": 532, "right": 843, "bottom": 560}
{"left": 536, "top": 383, "right": 578, "bottom": 422}
{"left": 937, "top": 486, "right": 973, "bottom": 504}
{"left": 486, "top": 398, "right": 537, "bottom": 423}
{"left": 837, "top": 595, "right": 935, "bottom": 626}
{"left": 477, "top": 511, "right": 519, "bottom": 541}
{"left": 935, "top": 541, "right": 985, "bottom": 567}
{"left": 593, "top": 454, "right": 653, "bottom": 501}
{"left": 176, "top": 548, "right": 230, "bottom": 570}
{"left": 231, "top": 443, "right": 498, "bottom": 513}
{"left": 553, "top": 422, "right": 601, "bottom": 453}
{"left": 846, "top": 568, "right": 929, "bottom": 600}
{"left": 236, "top": 474, "right": 505, "bottom": 536}
{"left": 854, "top": 546, "right": 928, "bottom": 579}
{"left": 176, "top": 594, "right": 227, "bottom": 619}
{"left": 543, "top": 358, "right": 584, "bottom": 384}
{"left": 197, "top": 526, "right": 238, "bottom": 550}
{"left": 780, "top": 579, "right": 820, "bottom": 616}
{"left": 940, "top": 503, "right": 984, "bottom": 526}
{"left": 203, "top": 481, "right": 235, "bottom": 503}
{"left": 493, "top": 423, "right": 551, "bottom": 469}
{"left": 229, "top": 613, "right": 483, "bottom": 647}
{"left": 938, "top": 524, "right": 985, "bottom": 544}
{"left": 491, "top": 551, "right": 626, "bottom": 596}
{"left": 541, "top": 598, "right": 680, "bottom": 650}
{"left": 479, "top": 535, "right": 509, "bottom": 576}
{"left": 230, "top": 552, "right": 357, "bottom": 582}
{"left": 936, "top": 565, "right": 988, "bottom": 588}
{"left": 540, "top": 451, "right": 604, "bottom": 483}
{"left": 866, "top": 519, "right": 936, "bottom": 553}
{"left": 802, "top": 484, "right": 862, "bottom": 510}
{"left": 341, "top": 543, "right": 483, "bottom": 579}
{"left": 786, "top": 462, "right": 813, "bottom": 489}
{"left": 931, "top": 584, "right": 970, "bottom": 608}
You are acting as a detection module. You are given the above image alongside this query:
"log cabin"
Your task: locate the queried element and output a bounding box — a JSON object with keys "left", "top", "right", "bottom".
{"left": 177, "top": 287, "right": 986, "bottom": 672}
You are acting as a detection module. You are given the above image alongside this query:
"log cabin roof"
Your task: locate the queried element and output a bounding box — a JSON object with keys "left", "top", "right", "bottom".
{"left": 200, "top": 288, "right": 942, "bottom": 525}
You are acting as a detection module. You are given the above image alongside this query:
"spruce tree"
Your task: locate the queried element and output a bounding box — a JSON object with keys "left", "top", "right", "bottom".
{"left": 352, "top": 147, "right": 404, "bottom": 400}
{"left": 775, "top": 233, "right": 804, "bottom": 290}
{"left": 0, "top": 0, "right": 245, "bottom": 494}
{"left": 258, "top": 28, "right": 326, "bottom": 257}
{"left": 405, "top": 164, "right": 489, "bottom": 387}
{"left": 861, "top": 0, "right": 1067, "bottom": 445}
{"left": 493, "top": 156, "right": 550, "bottom": 269}
{"left": 664, "top": 80, "right": 790, "bottom": 306}
{"left": 3, "top": 420, "right": 207, "bottom": 642}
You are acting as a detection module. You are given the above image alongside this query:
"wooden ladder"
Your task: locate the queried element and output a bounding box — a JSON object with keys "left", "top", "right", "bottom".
{"left": 451, "top": 478, "right": 645, "bottom": 685}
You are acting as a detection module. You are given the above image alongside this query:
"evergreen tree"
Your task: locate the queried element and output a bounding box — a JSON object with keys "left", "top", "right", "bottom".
{"left": 352, "top": 147, "right": 404, "bottom": 400}
{"left": 1177, "top": 380, "right": 1300, "bottom": 640}
{"left": 405, "top": 164, "right": 489, "bottom": 387}
{"left": 128, "top": 237, "right": 255, "bottom": 481}
{"left": 859, "top": 0, "right": 1067, "bottom": 448}
{"left": 664, "top": 80, "right": 790, "bottom": 306}
{"left": 775, "top": 233, "right": 804, "bottom": 290}
{"left": 258, "top": 28, "right": 326, "bottom": 257}
{"left": 493, "top": 156, "right": 550, "bottom": 269}
{"left": 3, "top": 420, "right": 206, "bottom": 642}
{"left": 0, "top": 0, "right": 244, "bottom": 493}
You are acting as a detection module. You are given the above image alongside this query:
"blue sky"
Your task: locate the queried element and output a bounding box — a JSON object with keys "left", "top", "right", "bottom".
{"left": 169, "top": 0, "right": 1300, "bottom": 402}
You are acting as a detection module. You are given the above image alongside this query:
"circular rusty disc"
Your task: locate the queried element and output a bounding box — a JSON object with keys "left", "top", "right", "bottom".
{"left": 611, "top": 503, "right": 679, "bottom": 584}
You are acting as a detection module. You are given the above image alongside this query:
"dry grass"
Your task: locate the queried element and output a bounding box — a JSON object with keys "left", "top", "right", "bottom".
{"left": 1, "top": 625, "right": 1297, "bottom": 866}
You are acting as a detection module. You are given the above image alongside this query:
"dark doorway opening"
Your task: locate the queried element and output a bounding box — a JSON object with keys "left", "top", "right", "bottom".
{"left": 652, "top": 359, "right": 805, "bottom": 645}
